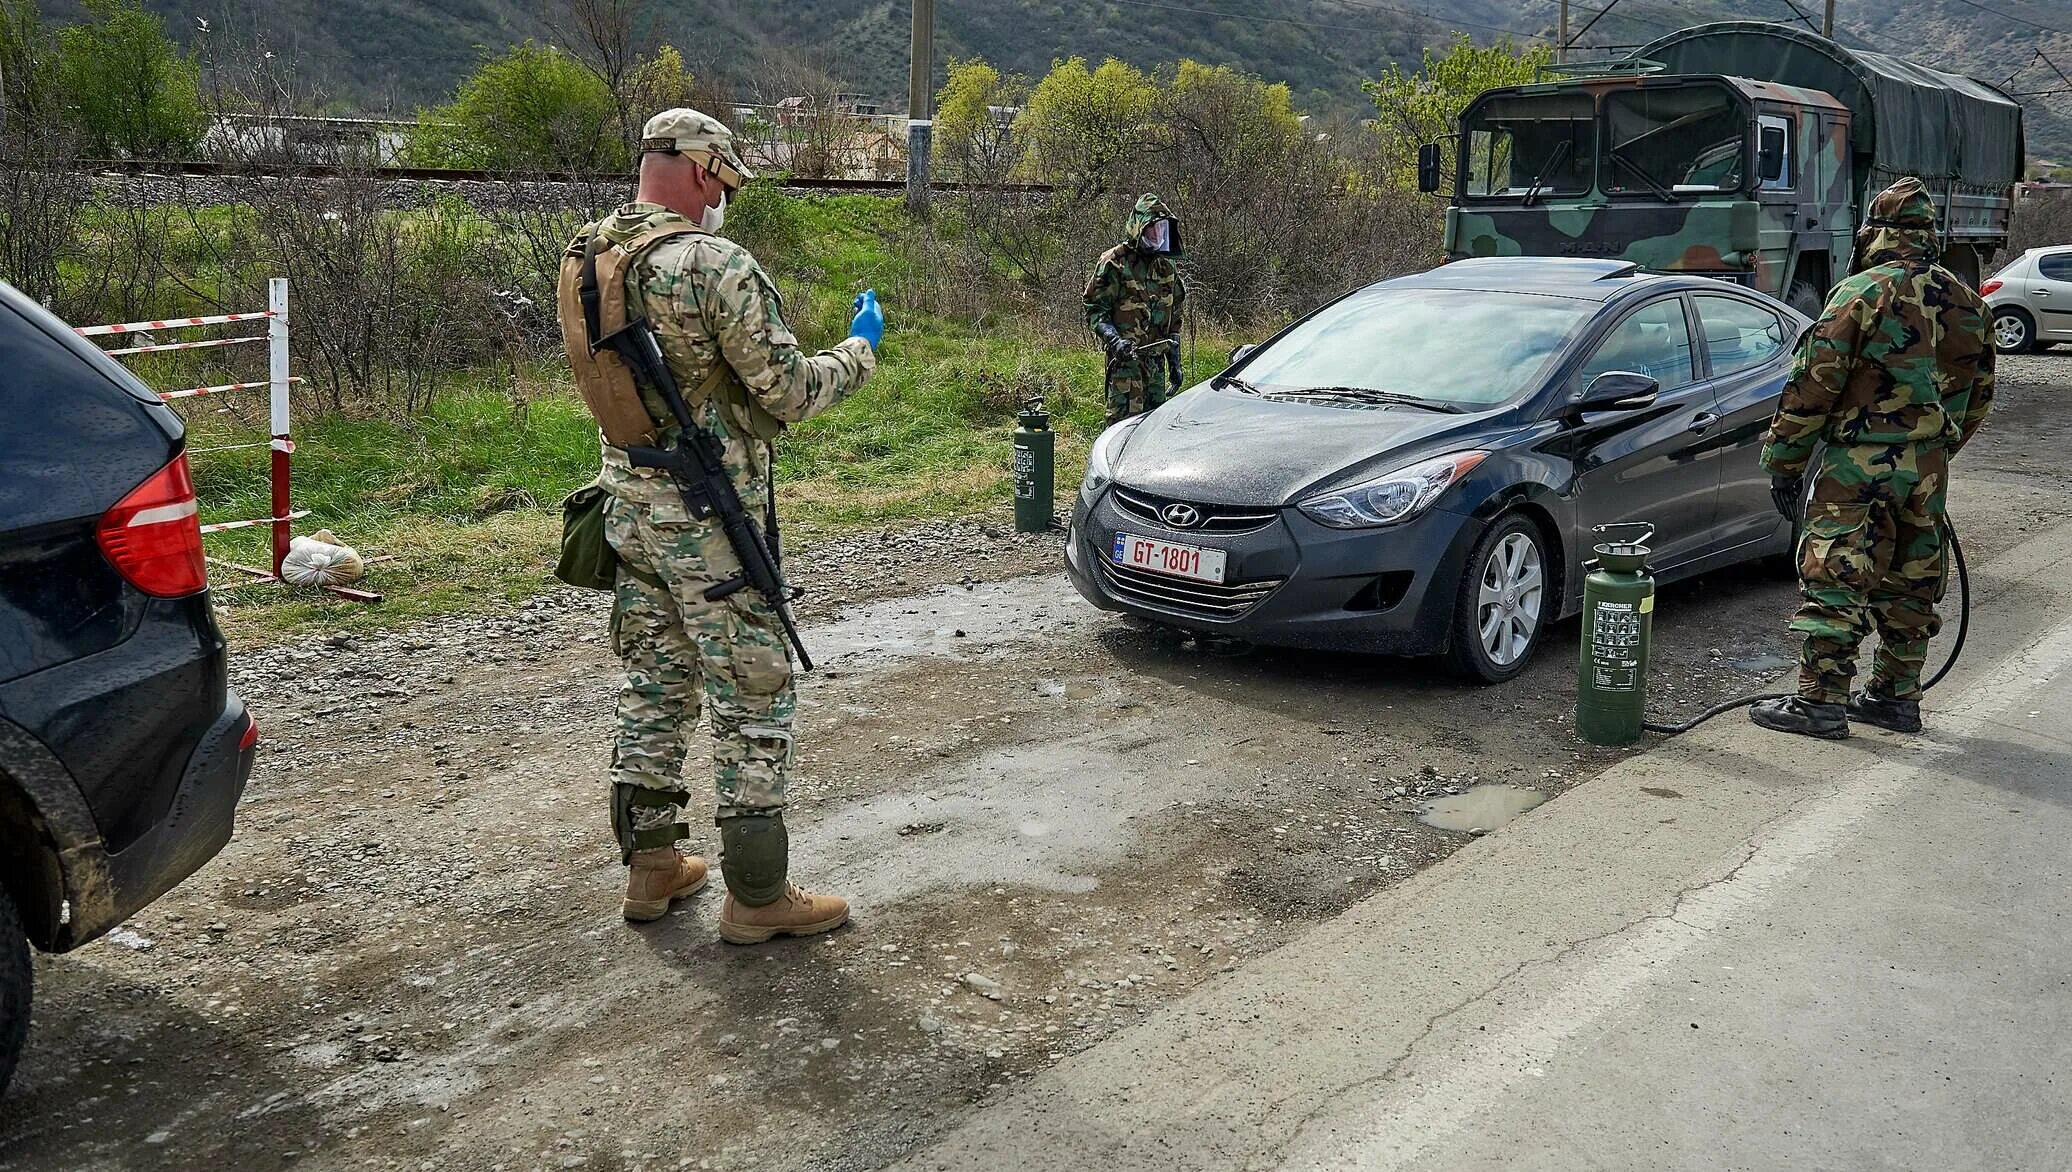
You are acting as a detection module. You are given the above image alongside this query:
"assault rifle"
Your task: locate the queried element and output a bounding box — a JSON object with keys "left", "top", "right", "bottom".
{"left": 597, "top": 318, "right": 814, "bottom": 672}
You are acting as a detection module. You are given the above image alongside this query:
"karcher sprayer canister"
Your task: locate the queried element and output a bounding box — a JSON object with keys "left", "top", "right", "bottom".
{"left": 1578, "top": 523, "right": 1656, "bottom": 747}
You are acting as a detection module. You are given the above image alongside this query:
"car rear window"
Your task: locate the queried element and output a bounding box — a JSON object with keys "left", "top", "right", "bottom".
{"left": 1694, "top": 295, "right": 1788, "bottom": 377}
{"left": 2038, "top": 252, "right": 2072, "bottom": 282}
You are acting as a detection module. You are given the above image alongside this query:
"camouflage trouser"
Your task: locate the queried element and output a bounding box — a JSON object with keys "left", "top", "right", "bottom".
{"left": 1105, "top": 355, "right": 1172, "bottom": 425}
{"left": 604, "top": 495, "right": 797, "bottom": 842}
{"left": 1792, "top": 443, "right": 1948, "bottom": 704}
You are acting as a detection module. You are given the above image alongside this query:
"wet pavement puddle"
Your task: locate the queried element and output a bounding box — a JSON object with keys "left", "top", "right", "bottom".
{"left": 1418, "top": 784, "right": 1549, "bottom": 834}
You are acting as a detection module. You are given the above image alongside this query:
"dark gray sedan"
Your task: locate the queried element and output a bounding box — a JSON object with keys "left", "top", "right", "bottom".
{"left": 1065, "top": 257, "right": 1809, "bottom": 682}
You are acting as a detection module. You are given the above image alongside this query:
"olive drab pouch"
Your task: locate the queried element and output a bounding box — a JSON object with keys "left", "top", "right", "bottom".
{"left": 554, "top": 479, "right": 621, "bottom": 592}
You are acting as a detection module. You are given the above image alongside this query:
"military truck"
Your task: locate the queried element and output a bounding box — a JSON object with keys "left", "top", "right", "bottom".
{"left": 1421, "top": 21, "right": 2025, "bottom": 314}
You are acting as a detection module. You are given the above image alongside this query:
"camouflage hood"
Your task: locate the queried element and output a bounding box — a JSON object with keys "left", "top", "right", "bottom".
{"left": 1855, "top": 177, "right": 1940, "bottom": 271}
{"left": 1125, "top": 194, "right": 1183, "bottom": 256}
{"left": 596, "top": 201, "right": 705, "bottom": 248}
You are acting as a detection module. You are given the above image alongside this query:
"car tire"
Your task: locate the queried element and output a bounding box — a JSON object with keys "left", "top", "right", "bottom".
{"left": 1994, "top": 307, "right": 2036, "bottom": 355}
{"left": 0, "top": 884, "right": 29, "bottom": 1100}
{"left": 1445, "top": 515, "right": 1550, "bottom": 685}
{"left": 1786, "top": 280, "right": 1825, "bottom": 320}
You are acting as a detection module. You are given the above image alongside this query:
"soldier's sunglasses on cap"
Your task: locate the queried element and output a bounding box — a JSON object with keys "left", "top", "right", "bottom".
{"left": 639, "top": 139, "right": 746, "bottom": 191}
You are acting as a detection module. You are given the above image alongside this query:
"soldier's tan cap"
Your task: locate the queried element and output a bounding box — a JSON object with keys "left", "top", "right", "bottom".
{"left": 640, "top": 108, "right": 754, "bottom": 187}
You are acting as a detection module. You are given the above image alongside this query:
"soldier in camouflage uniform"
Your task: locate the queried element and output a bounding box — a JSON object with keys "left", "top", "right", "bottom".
{"left": 1750, "top": 176, "right": 1994, "bottom": 739}
{"left": 1085, "top": 195, "right": 1187, "bottom": 424}
{"left": 581, "top": 109, "right": 883, "bottom": 938}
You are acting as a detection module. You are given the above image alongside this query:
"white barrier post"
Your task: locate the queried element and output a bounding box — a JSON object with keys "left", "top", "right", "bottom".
{"left": 267, "top": 278, "right": 292, "bottom": 578}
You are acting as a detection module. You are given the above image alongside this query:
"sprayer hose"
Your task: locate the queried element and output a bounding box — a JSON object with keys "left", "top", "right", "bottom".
{"left": 1638, "top": 516, "right": 1969, "bottom": 736}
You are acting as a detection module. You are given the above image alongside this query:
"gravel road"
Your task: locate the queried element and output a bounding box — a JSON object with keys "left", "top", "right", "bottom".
{"left": 2, "top": 356, "right": 2065, "bottom": 1172}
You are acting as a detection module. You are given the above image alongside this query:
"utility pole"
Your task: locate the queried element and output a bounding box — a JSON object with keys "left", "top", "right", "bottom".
{"left": 906, "top": 0, "right": 935, "bottom": 213}
{"left": 1559, "top": 0, "right": 1569, "bottom": 64}
{"left": 1823, "top": 0, "right": 1835, "bottom": 37}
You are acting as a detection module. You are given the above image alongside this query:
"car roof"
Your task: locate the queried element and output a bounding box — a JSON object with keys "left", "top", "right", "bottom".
{"left": 1391, "top": 257, "right": 1684, "bottom": 302}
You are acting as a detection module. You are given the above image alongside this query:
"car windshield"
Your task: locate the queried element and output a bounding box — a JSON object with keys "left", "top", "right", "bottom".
{"left": 1463, "top": 94, "right": 1595, "bottom": 198}
{"left": 1234, "top": 287, "right": 1593, "bottom": 407}
{"left": 1604, "top": 86, "right": 1746, "bottom": 195}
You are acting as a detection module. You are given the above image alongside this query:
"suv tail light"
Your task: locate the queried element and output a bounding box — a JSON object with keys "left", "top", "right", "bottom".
{"left": 97, "top": 452, "right": 208, "bottom": 597}
{"left": 1979, "top": 278, "right": 2003, "bottom": 297}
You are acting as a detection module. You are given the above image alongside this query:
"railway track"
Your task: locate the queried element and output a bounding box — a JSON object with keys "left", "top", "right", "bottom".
{"left": 73, "top": 157, "right": 1053, "bottom": 194}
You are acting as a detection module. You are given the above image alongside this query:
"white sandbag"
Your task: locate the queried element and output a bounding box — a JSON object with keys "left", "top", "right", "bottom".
{"left": 280, "top": 529, "right": 366, "bottom": 587}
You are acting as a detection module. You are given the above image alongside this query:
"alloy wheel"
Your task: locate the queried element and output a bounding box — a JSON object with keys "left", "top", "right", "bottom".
{"left": 1995, "top": 312, "right": 2029, "bottom": 353}
{"left": 1476, "top": 532, "right": 1544, "bottom": 667}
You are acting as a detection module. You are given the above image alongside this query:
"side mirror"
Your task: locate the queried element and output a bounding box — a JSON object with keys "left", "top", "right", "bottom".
{"left": 1417, "top": 143, "right": 1443, "bottom": 195}
{"left": 1757, "top": 126, "right": 1787, "bottom": 183}
{"left": 1576, "top": 371, "right": 1661, "bottom": 412}
{"left": 1229, "top": 343, "right": 1257, "bottom": 366}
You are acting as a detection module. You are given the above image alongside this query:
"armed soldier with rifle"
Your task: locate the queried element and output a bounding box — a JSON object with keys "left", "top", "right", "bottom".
{"left": 556, "top": 108, "right": 883, "bottom": 941}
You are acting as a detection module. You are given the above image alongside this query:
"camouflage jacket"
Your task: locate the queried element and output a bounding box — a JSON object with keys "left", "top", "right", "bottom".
{"left": 1761, "top": 210, "right": 1993, "bottom": 477}
{"left": 589, "top": 202, "right": 875, "bottom": 513}
{"left": 1084, "top": 194, "right": 1186, "bottom": 348}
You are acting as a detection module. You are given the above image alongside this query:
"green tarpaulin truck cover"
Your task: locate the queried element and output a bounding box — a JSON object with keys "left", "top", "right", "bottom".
{"left": 1633, "top": 21, "right": 2023, "bottom": 190}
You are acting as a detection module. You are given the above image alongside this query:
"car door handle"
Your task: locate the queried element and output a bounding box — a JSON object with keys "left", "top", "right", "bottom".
{"left": 1688, "top": 412, "right": 1719, "bottom": 434}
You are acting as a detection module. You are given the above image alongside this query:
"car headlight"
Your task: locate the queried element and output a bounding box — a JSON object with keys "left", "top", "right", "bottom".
{"left": 1080, "top": 419, "right": 1136, "bottom": 497}
{"left": 1298, "top": 451, "right": 1490, "bottom": 529}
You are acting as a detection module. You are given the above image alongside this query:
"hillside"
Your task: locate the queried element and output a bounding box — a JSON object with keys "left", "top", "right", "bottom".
{"left": 37, "top": 0, "right": 2072, "bottom": 160}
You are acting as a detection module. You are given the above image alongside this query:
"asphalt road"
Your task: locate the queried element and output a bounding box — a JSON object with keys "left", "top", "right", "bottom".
{"left": 895, "top": 512, "right": 2072, "bottom": 1171}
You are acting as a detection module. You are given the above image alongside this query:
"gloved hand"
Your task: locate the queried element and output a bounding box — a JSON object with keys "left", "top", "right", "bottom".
{"left": 1095, "top": 322, "right": 1136, "bottom": 364}
{"left": 848, "top": 289, "right": 885, "bottom": 350}
{"left": 1770, "top": 473, "right": 1804, "bottom": 519}
{"left": 1165, "top": 341, "right": 1183, "bottom": 392}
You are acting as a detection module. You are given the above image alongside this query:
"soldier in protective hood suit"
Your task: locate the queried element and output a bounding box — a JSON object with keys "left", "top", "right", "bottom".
{"left": 1750, "top": 176, "right": 1994, "bottom": 739}
{"left": 1084, "top": 194, "right": 1187, "bottom": 424}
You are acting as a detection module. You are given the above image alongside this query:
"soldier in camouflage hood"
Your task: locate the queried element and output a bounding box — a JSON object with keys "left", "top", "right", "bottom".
{"left": 570, "top": 109, "right": 883, "bottom": 939}
{"left": 1085, "top": 194, "right": 1187, "bottom": 424}
{"left": 1750, "top": 176, "right": 1994, "bottom": 739}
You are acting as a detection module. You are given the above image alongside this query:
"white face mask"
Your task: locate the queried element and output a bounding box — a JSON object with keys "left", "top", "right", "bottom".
{"left": 700, "top": 192, "right": 727, "bottom": 233}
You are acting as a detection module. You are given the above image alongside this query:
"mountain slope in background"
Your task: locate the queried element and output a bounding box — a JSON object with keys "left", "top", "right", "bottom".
{"left": 36, "top": 0, "right": 2072, "bottom": 161}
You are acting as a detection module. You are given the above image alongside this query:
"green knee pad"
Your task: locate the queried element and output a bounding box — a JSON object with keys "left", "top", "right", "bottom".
{"left": 717, "top": 814, "right": 789, "bottom": 907}
{"left": 611, "top": 783, "right": 688, "bottom": 865}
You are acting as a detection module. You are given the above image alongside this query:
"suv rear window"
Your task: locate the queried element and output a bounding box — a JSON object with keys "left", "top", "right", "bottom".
{"left": 2038, "top": 252, "right": 2072, "bottom": 282}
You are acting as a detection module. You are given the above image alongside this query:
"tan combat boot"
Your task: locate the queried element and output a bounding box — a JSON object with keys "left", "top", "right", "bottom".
{"left": 718, "top": 884, "right": 849, "bottom": 945}
{"left": 623, "top": 848, "right": 708, "bottom": 922}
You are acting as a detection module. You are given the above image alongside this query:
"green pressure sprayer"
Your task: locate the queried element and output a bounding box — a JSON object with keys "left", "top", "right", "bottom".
{"left": 1012, "top": 395, "right": 1055, "bottom": 534}
{"left": 1576, "top": 517, "right": 1972, "bottom": 741}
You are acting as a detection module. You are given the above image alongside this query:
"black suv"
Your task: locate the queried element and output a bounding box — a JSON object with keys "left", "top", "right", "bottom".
{"left": 0, "top": 282, "right": 256, "bottom": 1096}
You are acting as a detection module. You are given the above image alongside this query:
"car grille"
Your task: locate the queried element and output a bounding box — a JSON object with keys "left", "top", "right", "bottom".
{"left": 1111, "top": 487, "right": 1279, "bottom": 534}
{"left": 1096, "top": 558, "right": 1284, "bottom": 620}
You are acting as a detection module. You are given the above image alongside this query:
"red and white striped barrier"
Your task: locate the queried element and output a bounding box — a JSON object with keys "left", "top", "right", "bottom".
{"left": 70, "top": 280, "right": 375, "bottom": 601}
{"left": 101, "top": 334, "right": 267, "bottom": 357}
{"left": 74, "top": 310, "right": 274, "bottom": 337}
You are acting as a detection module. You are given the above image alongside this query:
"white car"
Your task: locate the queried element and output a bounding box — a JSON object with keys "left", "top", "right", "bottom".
{"left": 1983, "top": 246, "right": 2072, "bottom": 353}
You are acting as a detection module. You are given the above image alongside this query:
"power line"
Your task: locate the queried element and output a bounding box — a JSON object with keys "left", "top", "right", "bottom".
{"left": 1942, "top": 0, "right": 2072, "bottom": 38}
{"left": 1097, "top": 0, "right": 1548, "bottom": 42}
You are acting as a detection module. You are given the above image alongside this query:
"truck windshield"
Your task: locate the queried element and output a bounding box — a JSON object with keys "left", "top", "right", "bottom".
{"left": 1604, "top": 87, "right": 1746, "bottom": 196}
{"left": 1463, "top": 95, "right": 1595, "bottom": 199}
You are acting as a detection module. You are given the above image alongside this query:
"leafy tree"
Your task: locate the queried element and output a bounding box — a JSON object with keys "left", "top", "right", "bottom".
{"left": 935, "top": 57, "right": 1023, "bottom": 181}
{"left": 1364, "top": 34, "right": 1548, "bottom": 185}
{"left": 403, "top": 41, "right": 624, "bottom": 172}
{"left": 0, "top": 0, "right": 60, "bottom": 140}
{"left": 54, "top": 0, "right": 204, "bottom": 158}
{"left": 1014, "top": 56, "right": 1159, "bottom": 194}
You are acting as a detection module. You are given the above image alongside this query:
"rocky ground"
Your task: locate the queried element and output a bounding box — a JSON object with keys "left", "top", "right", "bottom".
{"left": 2, "top": 357, "right": 2066, "bottom": 1172}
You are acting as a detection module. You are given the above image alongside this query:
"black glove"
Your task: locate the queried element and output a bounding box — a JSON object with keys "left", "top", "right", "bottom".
{"left": 1770, "top": 473, "right": 1804, "bottom": 519}
{"left": 1095, "top": 322, "right": 1136, "bottom": 364}
{"left": 1165, "top": 341, "right": 1183, "bottom": 391}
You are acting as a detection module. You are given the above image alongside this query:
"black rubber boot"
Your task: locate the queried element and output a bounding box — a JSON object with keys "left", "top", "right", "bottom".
{"left": 1749, "top": 696, "right": 1850, "bottom": 740}
{"left": 1847, "top": 690, "right": 1923, "bottom": 734}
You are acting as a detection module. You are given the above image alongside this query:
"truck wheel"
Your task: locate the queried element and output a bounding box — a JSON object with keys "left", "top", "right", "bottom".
{"left": 1994, "top": 308, "right": 2036, "bottom": 355}
{"left": 0, "top": 885, "right": 29, "bottom": 1099}
{"left": 1786, "top": 280, "right": 1825, "bottom": 320}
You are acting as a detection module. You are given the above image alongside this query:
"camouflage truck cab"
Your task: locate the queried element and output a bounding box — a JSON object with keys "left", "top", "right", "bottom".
{"left": 1434, "top": 22, "right": 2024, "bottom": 311}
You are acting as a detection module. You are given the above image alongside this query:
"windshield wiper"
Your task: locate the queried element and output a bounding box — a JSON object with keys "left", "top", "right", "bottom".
{"left": 1277, "top": 386, "right": 1469, "bottom": 414}
{"left": 1521, "top": 139, "right": 1574, "bottom": 208}
{"left": 1215, "top": 373, "right": 1260, "bottom": 394}
{"left": 1608, "top": 146, "right": 1677, "bottom": 202}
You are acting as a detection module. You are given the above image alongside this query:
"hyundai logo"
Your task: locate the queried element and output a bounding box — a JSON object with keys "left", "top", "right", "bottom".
{"left": 1161, "top": 503, "right": 1203, "bottom": 528}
